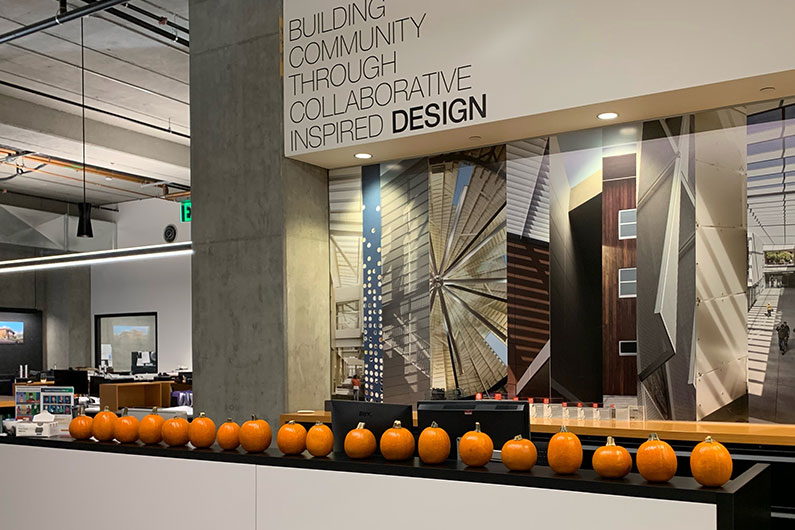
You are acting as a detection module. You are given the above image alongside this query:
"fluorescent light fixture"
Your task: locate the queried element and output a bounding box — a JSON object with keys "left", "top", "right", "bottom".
{"left": 597, "top": 112, "right": 619, "bottom": 120}
{"left": 0, "top": 242, "right": 192, "bottom": 274}
{"left": 354, "top": 153, "right": 373, "bottom": 160}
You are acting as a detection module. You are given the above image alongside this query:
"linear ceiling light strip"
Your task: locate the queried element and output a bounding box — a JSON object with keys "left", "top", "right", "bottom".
{"left": 0, "top": 242, "right": 192, "bottom": 274}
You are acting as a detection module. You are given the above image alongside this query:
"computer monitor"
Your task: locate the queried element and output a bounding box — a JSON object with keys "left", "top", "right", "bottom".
{"left": 53, "top": 369, "right": 89, "bottom": 395}
{"left": 131, "top": 351, "right": 158, "bottom": 374}
{"left": 416, "top": 400, "right": 530, "bottom": 460}
{"left": 330, "top": 400, "right": 413, "bottom": 454}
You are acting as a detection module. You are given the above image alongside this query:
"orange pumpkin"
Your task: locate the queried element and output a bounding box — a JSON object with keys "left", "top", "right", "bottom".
{"left": 459, "top": 422, "right": 494, "bottom": 467}
{"left": 68, "top": 407, "right": 93, "bottom": 440}
{"left": 690, "top": 436, "right": 732, "bottom": 487}
{"left": 277, "top": 420, "right": 308, "bottom": 455}
{"left": 344, "top": 422, "right": 377, "bottom": 459}
{"left": 637, "top": 433, "right": 678, "bottom": 482}
{"left": 189, "top": 412, "right": 217, "bottom": 448}
{"left": 139, "top": 407, "right": 165, "bottom": 445}
{"left": 92, "top": 406, "right": 118, "bottom": 442}
{"left": 162, "top": 417, "right": 190, "bottom": 447}
{"left": 501, "top": 435, "right": 537, "bottom": 472}
{"left": 592, "top": 436, "right": 632, "bottom": 479}
{"left": 114, "top": 408, "right": 140, "bottom": 444}
{"left": 547, "top": 425, "right": 582, "bottom": 474}
{"left": 217, "top": 418, "right": 241, "bottom": 451}
{"left": 380, "top": 420, "right": 415, "bottom": 461}
{"left": 418, "top": 421, "right": 451, "bottom": 464}
{"left": 239, "top": 415, "right": 272, "bottom": 452}
{"left": 305, "top": 422, "right": 334, "bottom": 457}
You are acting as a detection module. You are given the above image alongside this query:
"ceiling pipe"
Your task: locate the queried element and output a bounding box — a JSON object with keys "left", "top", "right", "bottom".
{"left": 0, "top": 0, "right": 129, "bottom": 46}
{"left": 82, "top": 0, "right": 190, "bottom": 47}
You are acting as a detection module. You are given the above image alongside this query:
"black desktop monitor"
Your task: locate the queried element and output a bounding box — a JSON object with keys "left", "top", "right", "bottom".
{"left": 53, "top": 369, "right": 89, "bottom": 395}
{"left": 131, "top": 351, "right": 158, "bottom": 374}
{"left": 330, "top": 400, "right": 413, "bottom": 454}
{"left": 416, "top": 400, "right": 530, "bottom": 460}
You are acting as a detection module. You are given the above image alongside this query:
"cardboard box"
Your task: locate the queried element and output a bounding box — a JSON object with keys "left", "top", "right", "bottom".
{"left": 16, "top": 410, "right": 61, "bottom": 438}
{"left": 16, "top": 420, "right": 60, "bottom": 438}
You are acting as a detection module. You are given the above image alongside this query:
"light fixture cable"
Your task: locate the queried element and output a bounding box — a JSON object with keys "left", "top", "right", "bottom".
{"left": 81, "top": 17, "right": 86, "bottom": 206}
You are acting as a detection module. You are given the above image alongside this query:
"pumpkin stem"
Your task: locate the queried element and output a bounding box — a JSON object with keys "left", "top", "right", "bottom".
{"left": 648, "top": 432, "right": 660, "bottom": 441}
{"left": 705, "top": 436, "right": 714, "bottom": 443}
{"left": 122, "top": 407, "right": 128, "bottom": 416}
{"left": 431, "top": 421, "right": 439, "bottom": 428}
{"left": 251, "top": 414, "right": 258, "bottom": 421}
{"left": 103, "top": 406, "right": 110, "bottom": 411}
{"left": 199, "top": 412, "right": 206, "bottom": 418}
{"left": 393, "top": 420, "right": 402, "bottom": 429}
{"left": 287, "top": 420, "right": 295, "bottom": 424}
{"left": 474, "top": 422, "right": 482, "bottom": 433}
{"left": 606, "top": 436, "right": 616, "bottom": 446}
{"left": 513, "top": 435, "right": 523, "bottom": 441}
{"left": 152, "top": 407, "right": 158, "bottom": 414}
{"left": 315, "top": 421, "right": 324, "bottom": 426}
{"left": 227, "top": 418, "right": 233, "bottom": 423}
{"left": 560, "top": 425, "right": 568, "bottom": 433}
{"left": 356, "top": 422, "right": 366, "bottom": 429}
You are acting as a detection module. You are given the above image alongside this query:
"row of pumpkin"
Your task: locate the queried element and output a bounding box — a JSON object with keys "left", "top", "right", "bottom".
{"left": 68, "top": 408, "right": 732, "bottom": 488}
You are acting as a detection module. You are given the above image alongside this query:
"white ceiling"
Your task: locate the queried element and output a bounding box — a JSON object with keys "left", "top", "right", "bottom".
{"left": 0, "top": 0, "right": 190, "bottom": 205}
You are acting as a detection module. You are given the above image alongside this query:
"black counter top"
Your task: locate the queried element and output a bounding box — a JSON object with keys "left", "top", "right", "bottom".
{"left": 0, "top": 434, "right": 767, "bottom": 507}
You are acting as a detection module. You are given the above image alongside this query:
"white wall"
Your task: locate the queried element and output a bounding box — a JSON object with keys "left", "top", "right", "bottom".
{"left": 91, "top": 199, "right": 192, "bottom": 371}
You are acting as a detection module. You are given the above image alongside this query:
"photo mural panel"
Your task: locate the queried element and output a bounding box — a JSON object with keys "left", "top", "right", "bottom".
{"left": 505, "top": 139, "right": 551, "bottom": 398}
{"left": 746, "top": 101, "right": 795, "bottom": 424}
{"left": 428, "top": 146, "right": 508, "bottom": 398}
{"left": 380, "top": 159, "right": 431, "bottom": 404}
{"left": 329, "top": 147, "right": 508, "bottom": 404}
{"left": 636, "top": 116, "right": 697, "bottom": 421}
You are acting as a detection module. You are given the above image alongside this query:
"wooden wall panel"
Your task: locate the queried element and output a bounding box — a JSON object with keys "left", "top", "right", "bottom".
{"left": 602, "top": 154, "right": 638, "bottom": 396}
{"left": 507, "top": 234, "right": 550, "bottom": 397}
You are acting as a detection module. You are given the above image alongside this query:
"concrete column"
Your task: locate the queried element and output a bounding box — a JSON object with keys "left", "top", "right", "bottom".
{"left": 190, "top": 0, "right": 330, "bottom": 425}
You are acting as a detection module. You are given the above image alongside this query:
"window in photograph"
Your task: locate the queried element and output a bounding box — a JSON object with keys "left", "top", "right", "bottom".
{"left": 618, "top": 267, "right": 637, "bottom": 298}
{"left": 618, "top": 209, "right": 637, "bottom": 240}
{"left": 619, "top": 340, "right": 638, "bottom": 356}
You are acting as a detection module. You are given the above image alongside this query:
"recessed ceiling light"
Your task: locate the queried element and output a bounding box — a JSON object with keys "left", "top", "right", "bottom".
{"left": 105, "top": 177, "right": 113, "bottom": 181}
{"left": 760, "top": 86, "right": 776, "bottom": 92}
{"left": 354, "top": 153, "right": 372, "bottom": 160}
{"left": 469, "top": 135, "right": 482, "bottom": 141}
{"left": 598, "top": 112, "right": 619, "bottom": 120}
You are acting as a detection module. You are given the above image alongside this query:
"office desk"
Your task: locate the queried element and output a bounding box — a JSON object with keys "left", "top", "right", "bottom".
{"left": 99, "top": 381, "right": 172, "bottom": 412}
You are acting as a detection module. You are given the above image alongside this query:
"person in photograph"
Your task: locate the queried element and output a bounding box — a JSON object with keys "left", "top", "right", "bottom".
{"left": 351, "top": 373, "right": 361, "bottom": 401}
{"left": 777, "top": 321, "right": 791, "bottom": 354}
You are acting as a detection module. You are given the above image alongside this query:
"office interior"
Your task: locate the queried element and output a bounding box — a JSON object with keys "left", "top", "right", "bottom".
{"left": 1, "top": 1, "right": 795, "bottom": 529}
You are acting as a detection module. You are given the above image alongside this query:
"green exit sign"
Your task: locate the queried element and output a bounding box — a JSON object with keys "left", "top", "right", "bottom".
{"left": 180, "top": 200, "right": 192, "bottom": 223}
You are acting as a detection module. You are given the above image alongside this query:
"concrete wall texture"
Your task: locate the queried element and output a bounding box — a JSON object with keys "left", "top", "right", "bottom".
{"left": 190, "top": 0, "right": 330, "bottom": 425}
{"left": 0, "top": 244, "right": 91, "bottom": 370}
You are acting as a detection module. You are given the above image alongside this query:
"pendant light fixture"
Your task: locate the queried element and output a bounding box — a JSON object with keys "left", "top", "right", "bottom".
{"left": 76, "top": 17, "right": 93, "bottom": 238}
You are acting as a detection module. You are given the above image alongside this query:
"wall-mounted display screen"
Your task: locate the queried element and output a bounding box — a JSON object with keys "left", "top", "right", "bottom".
{"left": 0, "top": 321, "right": 24, "bottom": 344}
